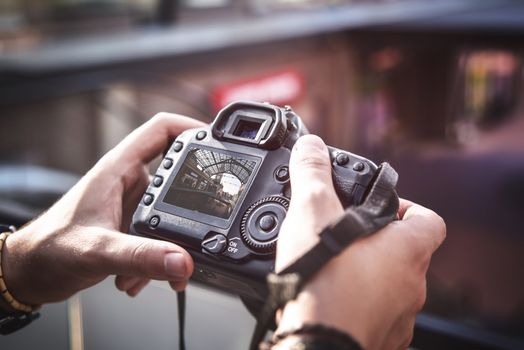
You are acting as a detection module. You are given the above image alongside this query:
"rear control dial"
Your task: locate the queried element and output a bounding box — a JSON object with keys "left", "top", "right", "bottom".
{"left": 241, "top": 196, "right": 289, "bottom": 253}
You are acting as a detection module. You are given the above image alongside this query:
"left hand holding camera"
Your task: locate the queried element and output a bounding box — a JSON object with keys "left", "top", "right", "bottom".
{"left": 1, "top": 113, "right": 204, "bottom": 307}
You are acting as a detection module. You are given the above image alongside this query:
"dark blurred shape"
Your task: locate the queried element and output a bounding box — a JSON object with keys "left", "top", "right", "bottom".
{"left": 350, "top": 32, "right": 524, "bottom": 349}
{"left": 0, "top": 164, "right": 78, "bottom": 226}
{"left": 156, "top": 0, "right": 177, "bottom": 25}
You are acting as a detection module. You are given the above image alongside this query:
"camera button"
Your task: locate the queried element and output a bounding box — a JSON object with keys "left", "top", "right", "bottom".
{"left": 202, "top": 234, "right": 227, "bottom": 254}
{"left": 149, "top": 216, "right": 160, "bottom": 228}
{"left": 163, "top": 158, "right": 174, "bottom": 169}
{"left": 275, "top": 166, "right": 289, "bottom": 182}
{"left": 143, "top": 194, "right": 154, "bottom": 205}
{"left": 152, "top": 175, "right": 163, "bottom": 187}
{"left": 335, "top": 153, "right": 350, "bottom": 166}
{"left": 353, "top": 162, "right": 365, "bottom": 172}
{"left": 173, "top": 142, "right": 184, "bottom": 152}
{"left": 196, "top": 131, "right": 207, "bottom": 140}
{"left": 259, "top": 214, "right": 276, "bottom": 232}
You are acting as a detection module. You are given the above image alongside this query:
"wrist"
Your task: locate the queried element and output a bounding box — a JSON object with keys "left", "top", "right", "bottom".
{"left": 1, "top": 227, "right": 40, "bottom": 308}
{"left": 276, "top": 287, "right": 371, "bottom": 349}
{"left": 267, "top": 324, "right": 363, "bottom": 350}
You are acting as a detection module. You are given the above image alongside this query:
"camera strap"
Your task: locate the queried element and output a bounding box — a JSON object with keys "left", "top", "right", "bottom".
{"left": 177, "top": 291, "right": 186, "bottom": 350}
{"left": 249, "top": 162, "right": 399, "bottom": 350}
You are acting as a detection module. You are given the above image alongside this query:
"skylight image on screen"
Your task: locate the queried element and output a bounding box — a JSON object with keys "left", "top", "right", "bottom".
{"left": 163, "top": 147, "right": 257, "bottom": 219}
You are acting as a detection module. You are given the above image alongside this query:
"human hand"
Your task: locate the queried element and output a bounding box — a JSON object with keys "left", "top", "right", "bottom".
{"left": 275, "top": 135, "right": 446, "bottom": 350}
{"left": 2, "top": 113, "right": 205, "bottom": 307}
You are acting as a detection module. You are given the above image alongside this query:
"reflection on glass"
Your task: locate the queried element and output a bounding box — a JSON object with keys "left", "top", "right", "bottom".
{"left": 163, "top": 147, "right": 256, "bottom": 219}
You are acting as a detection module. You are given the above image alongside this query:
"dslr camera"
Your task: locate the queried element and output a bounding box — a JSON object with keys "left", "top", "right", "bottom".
{"left": 131, "top": 101, "right": 378, "bottom": 301}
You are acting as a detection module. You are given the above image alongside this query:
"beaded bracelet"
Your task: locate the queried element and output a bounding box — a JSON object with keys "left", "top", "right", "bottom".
{"left": 0, "top": 229, "right": 35, "bottom": 313}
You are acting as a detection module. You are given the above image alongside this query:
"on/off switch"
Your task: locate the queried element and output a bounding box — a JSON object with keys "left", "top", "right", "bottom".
{"left": 201, "top": 234, "right": 228, "bottom": 254}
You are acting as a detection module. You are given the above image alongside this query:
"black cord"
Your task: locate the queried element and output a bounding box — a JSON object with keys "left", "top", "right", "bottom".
{"left": 177, "top": 290, "right": 186, "bottom": 350}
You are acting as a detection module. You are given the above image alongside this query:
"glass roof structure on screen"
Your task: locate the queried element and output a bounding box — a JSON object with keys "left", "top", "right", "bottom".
{"left": 188, "top": 148, "right": 256, "bottom": 184}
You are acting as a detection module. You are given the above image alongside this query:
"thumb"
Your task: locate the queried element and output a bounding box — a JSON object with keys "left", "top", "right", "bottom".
{"left": 95, "top": 229, "right": 194, "bottom": 280}
{"left": 288, "top": 135, "right": 341, "bottom": 210}
{"left": 276, "top": 135, "right": 343, "bottom": 271}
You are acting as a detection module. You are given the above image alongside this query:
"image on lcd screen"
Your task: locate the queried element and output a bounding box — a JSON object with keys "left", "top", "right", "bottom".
{"left": 163, "top": 147, "right": 257, "bottom": 219}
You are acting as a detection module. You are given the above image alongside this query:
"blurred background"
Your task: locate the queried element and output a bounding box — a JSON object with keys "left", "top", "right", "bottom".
{"left": 1, "top": 0, "right": 523, "bottom": 349}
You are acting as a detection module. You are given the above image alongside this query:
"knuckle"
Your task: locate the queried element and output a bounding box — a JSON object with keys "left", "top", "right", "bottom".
{"left": 129, "top": 240, "right": 152, "bottom": 273}
{"left": 426, "top": 210, "right": 447, "bottom": 248}
{"left": 414, "top": 290, "right": 426, "bottom": 313}
{"left": 300, "top": 181, "right": 334, "bottom": 202}
{"left": 79, "top": 237, "right": 100, "bottom": 260}
{"left": 398, "top": 315, "right": 417, "bottom": 350}
{"left": 414, "top": 283, "right": 427, "bottom": 312}
{"left": 435, "top": 214, "right": 447, "bottom": 241}
{"left": 295, "top": 152, "right": 330, "bottom": 171}
{"left": 149, "top": 112, "right": 174, "bottom": 127}
{"left": 151, "top": 111, "right": 170, "bottom": 121}
{"left": 413, "top": 207, "right": 447, "bottom": 251}
{"left": 114, "top": 277, "right": 127, "bottom": 291}
{"left": 151, "top": 112, "right": 183, "bottom": 125}
{"left": 67, "top": 232, "right": 108, "bottom": 278}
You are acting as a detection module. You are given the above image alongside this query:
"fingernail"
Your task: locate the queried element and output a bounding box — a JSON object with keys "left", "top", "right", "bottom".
{"left": 164, "top": 252, "right": 186, "bottom": 278}
{"left": 294, "top": 135, "right": 326, "bottom": 153}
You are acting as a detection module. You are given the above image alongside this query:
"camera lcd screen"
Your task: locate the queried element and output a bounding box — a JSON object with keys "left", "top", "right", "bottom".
{"left": 163, "top": 147, "right": 257, "bottom": 220}
{"left": 233, "top": 119, "right": 262, "bottom": 140}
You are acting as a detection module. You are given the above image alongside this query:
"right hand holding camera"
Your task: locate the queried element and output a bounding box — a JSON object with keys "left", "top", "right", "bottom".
{"left": 274, "top": 135, "right": 446, "bottom": 350}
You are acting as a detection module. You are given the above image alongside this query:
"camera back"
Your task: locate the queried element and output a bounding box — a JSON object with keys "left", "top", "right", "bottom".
{"left": 131, "top": 101, "right": 377, "bottom": 301}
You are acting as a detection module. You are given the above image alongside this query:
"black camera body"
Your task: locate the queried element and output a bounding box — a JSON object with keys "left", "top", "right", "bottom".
{"left": 131, "top": 101, "right": 378, "bottom": 300}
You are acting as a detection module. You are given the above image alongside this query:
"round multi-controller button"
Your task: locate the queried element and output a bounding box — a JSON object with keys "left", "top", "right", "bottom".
{"left": 241, "top": 196, "right": 289, "bottom": 253}
{"left": 173, "top": 142, "right": 183, "bottom": 152}
{"left": 196, "top": 131, "right": 207, "bottom": 140}
{"left": 143, "top": 194, "right": 154, "bottom": 205}
{"left": 163, "top": 158, "right": 173, "bottom": 169}
{"left": 149, "top": 216, "right": 160, "bottom": 228}
{"left": 259, "top": 214, "right": 276, "bottom": 232}
{"left": 335, "top": 153, "right": 350, "bottom": 166}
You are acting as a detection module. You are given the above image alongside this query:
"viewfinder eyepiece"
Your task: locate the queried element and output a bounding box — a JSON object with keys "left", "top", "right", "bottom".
{"left": 233, "top": 120, "right": 262, "bottom": 140}
{"left": 211, "top": 101, "right": 288, "bottom": 149}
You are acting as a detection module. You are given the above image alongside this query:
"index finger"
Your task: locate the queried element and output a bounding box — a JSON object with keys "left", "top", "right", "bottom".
{"left": 113, "top": 112, "right": 206, "bottom": 164}
{"left": 400, "top": 201, "right": 447, "bottom": 254}
{"left": 398, "top": 198, "right": 416, "bottom": 219}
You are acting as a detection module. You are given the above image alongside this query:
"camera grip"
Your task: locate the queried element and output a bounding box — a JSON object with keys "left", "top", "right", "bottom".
{"left": 327, "top": 146, "right": 378, "bottom": 208}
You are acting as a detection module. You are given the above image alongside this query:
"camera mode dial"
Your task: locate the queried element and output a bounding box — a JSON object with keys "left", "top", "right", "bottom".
{"left": 240, "top": 196, "right": 289, "bottom": 253}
